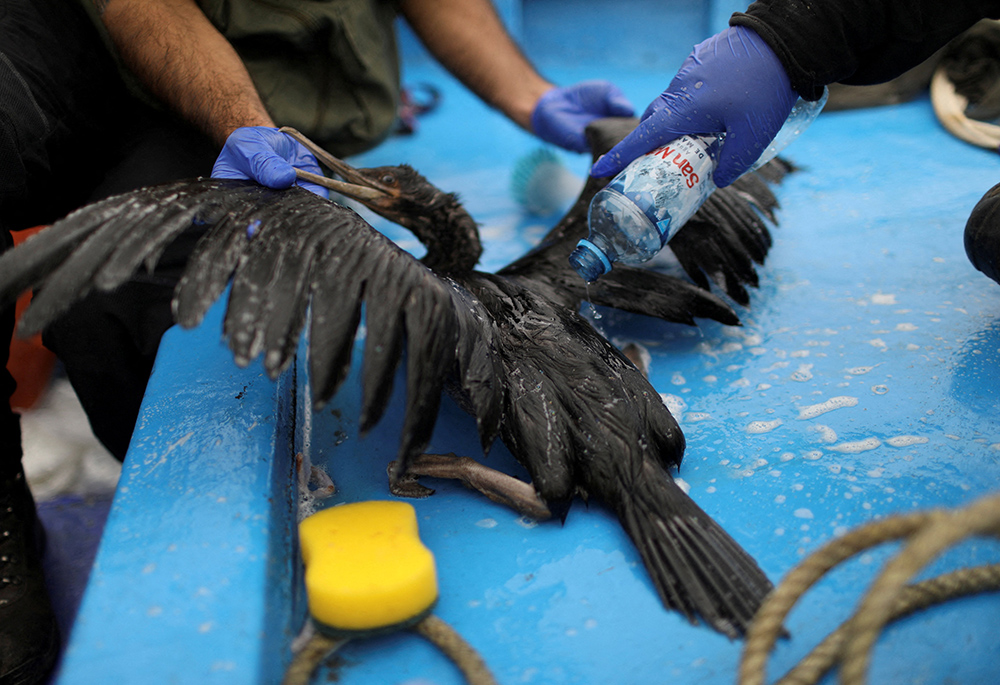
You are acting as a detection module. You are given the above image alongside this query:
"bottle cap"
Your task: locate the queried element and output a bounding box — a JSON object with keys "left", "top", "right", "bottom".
{"left": 569, "top": 239, "right": 612, "bottom": 282}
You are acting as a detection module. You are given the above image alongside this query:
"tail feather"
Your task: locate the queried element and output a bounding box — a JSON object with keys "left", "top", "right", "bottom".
{"left": 618, "top": 461, "right": 772, "bottom": 637}
{"left": 667, "top": 160, "right": 792, "bottom": 306}
{"left": 746, "top": 157, "right": 795, "bottom": 188}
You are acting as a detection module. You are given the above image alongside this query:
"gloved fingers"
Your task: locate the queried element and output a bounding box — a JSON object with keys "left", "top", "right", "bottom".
{"left": 212, "top": 127, "right": 329, "bottom": 198}
{"left": 281, "top": 137, "right": 330, "bottom": 198}
{"left": 712, "top": 131, "right": 765, "bottom": 188}
{"left": 590, "top": 110, "right": 697, "bottom": 178}
{"left": 292, "top": 177, "right": 331, "bottom": 198}
{"left": 213, "top": 127, "right": 295, "bottom": 186}
{"left": 244, "top": 148, "right": 298, "bottom": 188}
{"left": 588, "top": 81, "right": 636, "bottom": 118}
{"left": 531, "top": 80, "right": 635, "bottom": 152}
{"left": 712, "top": 101, "right": 796, "bottom": 187}
{"left": 591, "top": 26, "right": 798, "bottom": 182}
{"left": 592, "top": 76, "right": 725, "bottom": 177}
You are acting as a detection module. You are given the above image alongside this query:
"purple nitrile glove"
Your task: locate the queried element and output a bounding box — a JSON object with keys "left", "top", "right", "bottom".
{"left": 590, "top": 26, "right": 798, "bottom": 187}
{"left": 531, "top": 80, "right": 635, "bottom": 153}
{"left": 212, "top": 126, "right": 329, "bottom": 198}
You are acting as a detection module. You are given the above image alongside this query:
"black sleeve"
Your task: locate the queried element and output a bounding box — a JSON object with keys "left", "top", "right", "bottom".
{"left": 731, "top": 0, "right": 1000, "bottom": 99}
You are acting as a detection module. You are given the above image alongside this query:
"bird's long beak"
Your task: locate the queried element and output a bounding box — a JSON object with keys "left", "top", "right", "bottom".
{"left": 279, "top": 127, "right": 397, "bottom": 202}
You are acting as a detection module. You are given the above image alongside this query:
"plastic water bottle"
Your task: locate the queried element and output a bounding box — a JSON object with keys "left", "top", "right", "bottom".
{"left": 569, "top": 88, "right": 828, "bottom": 282}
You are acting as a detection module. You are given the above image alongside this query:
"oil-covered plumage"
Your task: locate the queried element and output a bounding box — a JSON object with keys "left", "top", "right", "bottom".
{"left": 0, "top": 119, "right": 791, "bottom": 636}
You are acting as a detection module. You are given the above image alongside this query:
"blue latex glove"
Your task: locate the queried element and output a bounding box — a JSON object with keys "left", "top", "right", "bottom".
{"left": 212, "top": 126, "right": 329, "bottom": 198}
{"left": 531, "top": 80, "right": 635, "bottom": 153}
{"left": 590, "top": 26, "right": 798, "bottom": 187}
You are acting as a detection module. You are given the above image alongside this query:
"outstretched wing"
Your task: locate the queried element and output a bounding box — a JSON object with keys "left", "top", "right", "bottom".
{"left": 0, "top": 179, "right": 485, "bottom": 467}
{"left": 0, "top": 180, "right": 270, "bottom": 335}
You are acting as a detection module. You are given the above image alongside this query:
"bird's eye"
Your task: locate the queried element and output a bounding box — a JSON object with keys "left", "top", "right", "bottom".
{"left": 380, "top": 174, "right": 396, "bottom": 185}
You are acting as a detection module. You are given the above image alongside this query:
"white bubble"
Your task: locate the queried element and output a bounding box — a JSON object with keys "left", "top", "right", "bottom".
{"left": 660, "top": 394, "right": 688, "bottom": 416}
{"left": 886, "top": 435, "right": 929, "bottom": 447}
{"left": 791, "top": 364, "right": 814, "bottom": 382}
{"left": 747, "top": 419, "right": 783, "bottom": 434}
{"left": 829, "top": 438, "right": 881, "bottom": 453}
{"left": 812, "top": 425, "right": 838, "bottom": 443}
{"left": 798, "top": 396, "right": 859, "bottom": 420}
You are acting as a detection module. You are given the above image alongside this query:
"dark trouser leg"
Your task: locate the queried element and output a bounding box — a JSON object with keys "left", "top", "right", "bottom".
{"left": 1, "top": 0, "right": 169, "bottom": 677}
{"left": 0, "top": 0, "right": 128, "bottom": 468}
{"left": 965, "top": 182, "right": 1000, "bottom": 286}
{"left": 1, "top": 229, "right": 21, "bottom": 465}
{"left": 41, "top": 112, "right": 218, "bottom": 460}
{"left": 1, "top": 0, "right": 218, "bottom": 460}
{"left": 2, "top": 226, "right": 59, "bottom": 684}
{"left": 41, "top": 282, "right": 177, "bottom": 461}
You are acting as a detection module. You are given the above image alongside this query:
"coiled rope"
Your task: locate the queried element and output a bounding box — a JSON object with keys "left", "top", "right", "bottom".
{"left": 739, "top": 492, "right": 1000, "bottom": 685}
{"left": 283, "top": 615, "right": 497, "bottom": 685}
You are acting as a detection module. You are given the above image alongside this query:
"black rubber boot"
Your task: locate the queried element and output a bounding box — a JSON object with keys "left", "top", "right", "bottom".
{"left": 965, "top": 181, "right": 1000, "bottom": 286}
{"left": 0, "top": 464, "right": 59, "bottom": 685}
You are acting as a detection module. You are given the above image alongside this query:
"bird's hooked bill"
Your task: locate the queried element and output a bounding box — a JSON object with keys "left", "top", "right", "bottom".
{"left": 280, "top": 126, "right": 397, "bottom": 203}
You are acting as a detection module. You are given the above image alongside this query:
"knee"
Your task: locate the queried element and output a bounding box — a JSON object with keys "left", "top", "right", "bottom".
{"left": 965, "top": 182, "right": 1000, "bottom": 286}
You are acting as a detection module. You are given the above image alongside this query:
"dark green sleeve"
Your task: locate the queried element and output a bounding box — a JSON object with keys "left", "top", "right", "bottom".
{"left": 731, "top": 0, "right": 1000, "bottom": 99}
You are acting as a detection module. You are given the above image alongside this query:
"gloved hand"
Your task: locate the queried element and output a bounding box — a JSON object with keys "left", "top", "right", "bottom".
{"left": 590, "top": 26, "right": 798, "bottom": 187}
{"left": 531, "top": 80, "right": 635, "bottom": 153}
{"left": 212, "top": 126, "right": 329, "bottom": 198}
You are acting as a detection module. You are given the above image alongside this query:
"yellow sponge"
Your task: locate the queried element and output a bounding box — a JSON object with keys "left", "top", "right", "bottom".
{"left": 299, "top": 501, "right": 438, "bottom": 635}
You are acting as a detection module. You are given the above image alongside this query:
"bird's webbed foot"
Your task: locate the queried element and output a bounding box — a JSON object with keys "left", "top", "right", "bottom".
{"left": 388, "top": 453, "right": 552, "bottom": 521}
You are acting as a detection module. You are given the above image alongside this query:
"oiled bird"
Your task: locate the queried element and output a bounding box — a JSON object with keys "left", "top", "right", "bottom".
{"left": 0, "top": 119, "right": 791, "bottom": 637}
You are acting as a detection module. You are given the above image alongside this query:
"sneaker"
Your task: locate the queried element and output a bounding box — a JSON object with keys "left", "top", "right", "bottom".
{"left": 965, "top": 181, "right": 1000, "bottom": 286}
{"left": 0, "top": 464, "right": 59, "bottom": 685}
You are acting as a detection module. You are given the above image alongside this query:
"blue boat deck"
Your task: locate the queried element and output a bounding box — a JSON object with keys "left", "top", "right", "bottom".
{"left": 49, "top": 2, "right": 1000, "bottom": 683}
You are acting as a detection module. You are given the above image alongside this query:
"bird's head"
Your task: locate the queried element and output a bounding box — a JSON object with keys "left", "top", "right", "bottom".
{"left": 281, "top": 128, "right": 481, "bottom": 273}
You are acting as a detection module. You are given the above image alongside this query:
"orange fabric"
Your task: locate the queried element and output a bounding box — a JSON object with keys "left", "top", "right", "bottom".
{"left": 8, "top": 226, "right": 56, "bottom": 410}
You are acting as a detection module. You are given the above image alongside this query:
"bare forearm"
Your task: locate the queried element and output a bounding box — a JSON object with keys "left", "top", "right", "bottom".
{"left": 99, "top": 0, "right": 273, "bottom": 146}
{"left": 400, "top": 0, "right": 552, "bottom": 130}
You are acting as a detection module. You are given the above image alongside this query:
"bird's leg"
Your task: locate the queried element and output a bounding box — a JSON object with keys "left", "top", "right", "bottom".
{"left": 388, "top": 453, "right": 552, "bottom": 521}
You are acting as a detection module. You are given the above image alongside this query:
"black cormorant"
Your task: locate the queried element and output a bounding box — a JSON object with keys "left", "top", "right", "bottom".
{"left": 0, "top": 119, "right": 791, "bottom": 637}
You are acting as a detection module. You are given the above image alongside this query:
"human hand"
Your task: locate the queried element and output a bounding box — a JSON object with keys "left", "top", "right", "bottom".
{"left": 212, "top": 127, "right": 329, "bottom": 198}
{"left": 531, "top": 80, "right": 634, "bottom": 152}
{"left": 590, "top": 26, "right": 798, "bottom": 187}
